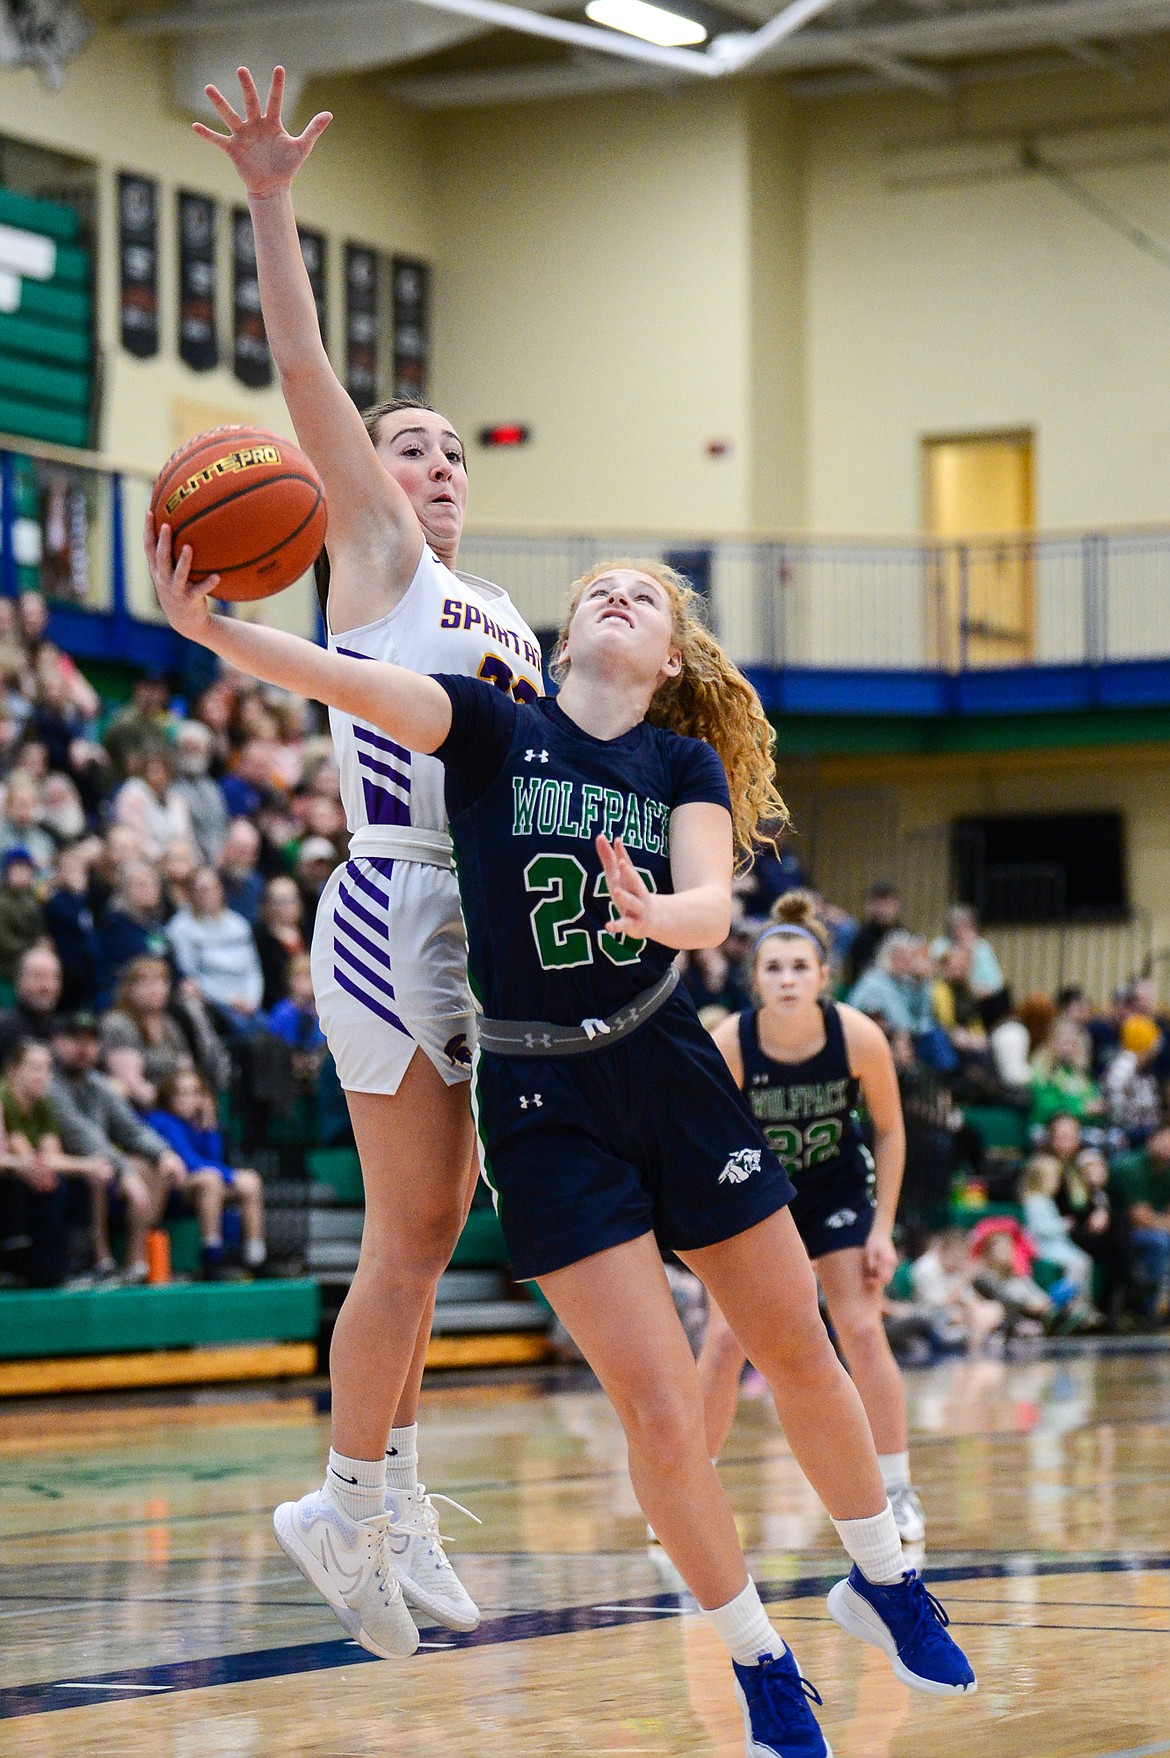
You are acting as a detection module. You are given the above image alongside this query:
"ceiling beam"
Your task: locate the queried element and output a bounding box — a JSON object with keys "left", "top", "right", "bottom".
{"left": 382, "top": 0, "right": 845, "bottom": 77}
{"left": 845, "top": 43, "right": 954, "bottom": 95}
{"left": 389, "top": 49, "right": 679, "bottom": 104}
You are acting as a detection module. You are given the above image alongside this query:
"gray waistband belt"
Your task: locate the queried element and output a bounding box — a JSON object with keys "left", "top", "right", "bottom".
{"left": 477, "top": 964, "right": 680, "bottom": 1058}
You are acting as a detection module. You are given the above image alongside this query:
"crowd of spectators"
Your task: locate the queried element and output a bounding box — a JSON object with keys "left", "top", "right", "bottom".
{"left": 4, "top": 594, "right": 1170, "bottom": 1341}
{"left": 681, "top": 853, "right": 1170, "bottom": 1343}
{"left": 0, "top": 595, "right": 339, "bottom": 1290}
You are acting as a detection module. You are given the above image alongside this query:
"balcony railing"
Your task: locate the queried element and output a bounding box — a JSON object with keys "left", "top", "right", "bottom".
{"left": 5, "top": 431, "right": 1170, "bottom": 680}
{"left": 457, "top": 527, "right": 1170, "bottom": 674}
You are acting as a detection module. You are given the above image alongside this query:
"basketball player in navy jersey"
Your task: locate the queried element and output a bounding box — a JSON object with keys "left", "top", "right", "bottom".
{"left": 699, "top": 891, "right": 926, "bottom": 1546}
{"left": 150, "top": 537, "right": 976, "bottom": 1756}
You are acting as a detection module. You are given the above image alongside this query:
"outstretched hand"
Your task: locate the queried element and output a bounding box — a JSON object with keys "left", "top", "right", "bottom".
{"left": 596, "top": 835, "right": 656, "bottom": 941}
{"left": 144, "top": 512, "right": 217, "bottom": 643}
{"left": 193, "top": 66, "right": 331, "bottom": 198}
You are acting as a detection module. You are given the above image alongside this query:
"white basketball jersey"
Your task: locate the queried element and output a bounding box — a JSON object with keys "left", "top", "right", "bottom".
{"left": 328, "top": 543, "right": 544, "bottom": 835}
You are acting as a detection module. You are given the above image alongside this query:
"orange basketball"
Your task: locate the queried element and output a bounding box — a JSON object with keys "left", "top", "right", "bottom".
{"left": 150, "top": 425, "right": 327, "bottom": 603}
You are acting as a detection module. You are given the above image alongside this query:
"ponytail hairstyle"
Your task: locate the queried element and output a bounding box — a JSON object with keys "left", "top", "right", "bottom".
{"left": 551, "top": 559, "right": 788, "bottom": 866}
{"left": 314, "top": 396, "right": 445, "bottom": 616}
{"left": 754, "top": 889, "right": 832, "bottom": 971}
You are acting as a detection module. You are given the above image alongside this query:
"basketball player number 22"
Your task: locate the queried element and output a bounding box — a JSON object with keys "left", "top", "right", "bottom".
{"left": 524, "top": 853, "right": 656, "bottom": 970}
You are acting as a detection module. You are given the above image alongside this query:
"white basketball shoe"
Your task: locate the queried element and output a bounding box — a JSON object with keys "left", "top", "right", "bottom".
{"left": 888, "top": 1484, "right": 927, "bottom": 1546}
{"left": 273, "top": 1489, "right": 420, "bottom": 1658}
{"left": 385, "top": 1484, "right": 482, "bottom": 1632}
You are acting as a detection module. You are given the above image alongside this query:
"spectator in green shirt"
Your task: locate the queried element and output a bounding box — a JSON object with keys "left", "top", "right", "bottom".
{"left": 1, "top": 1038, "right": 115, "bottom": 1275}
{"left": 1029, "top": 1018, "right": 1106, "bottom": 1133}
{"left": 1110, "top": 1124, "right": 1170, "bottom": 1320}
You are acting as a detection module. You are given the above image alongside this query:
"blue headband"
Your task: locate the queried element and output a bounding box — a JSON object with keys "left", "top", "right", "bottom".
{"left": 754, "top": 923, "right": 823, "bottom": 956}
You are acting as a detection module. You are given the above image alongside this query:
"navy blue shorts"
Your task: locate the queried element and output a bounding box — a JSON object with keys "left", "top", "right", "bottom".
{"left": 788, "top": 1162, "right": 875, "bottom": 1261}
{"left": 472, "top": 991, "right": 796, "bottom": 1280}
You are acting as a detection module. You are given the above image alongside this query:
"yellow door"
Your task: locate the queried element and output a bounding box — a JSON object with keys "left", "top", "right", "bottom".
{"left": 923, "top": 431, "right": 1035, "bottom": 667}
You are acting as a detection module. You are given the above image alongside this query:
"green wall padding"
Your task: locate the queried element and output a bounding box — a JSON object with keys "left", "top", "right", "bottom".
{"left": 0, "top": 1280, "right": 320, "bottom": 1359}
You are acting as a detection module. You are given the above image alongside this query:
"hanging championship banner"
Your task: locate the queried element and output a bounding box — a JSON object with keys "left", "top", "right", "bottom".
{"left": 298, "top": 226, "right": 327, "bottom": 345}
{"left": 118, "top": 172, "right": 158, "bottom": 359}
{"left": 345, "top": 243, "right": 378, "bottom": 408}
{"left": 232, "top": 206, "right": 272, "bottom": 389}
{"left": 392, "top": 256, "right": 428, "bottom": 399}
{"left": 177, "top": 191, "right": 218, "bottom": 373}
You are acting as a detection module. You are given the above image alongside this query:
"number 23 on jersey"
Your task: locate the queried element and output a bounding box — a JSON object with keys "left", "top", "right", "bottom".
{"left": 524, "top": 852, "right": 655, "bottom": 971}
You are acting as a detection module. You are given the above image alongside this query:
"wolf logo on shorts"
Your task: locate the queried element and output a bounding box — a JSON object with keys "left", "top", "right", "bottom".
{"left": 719, "top": 1148, "right": 761, "bottom": 1186}
{"left": 825, "top": 1206, "right": 859, "bottom": 1229}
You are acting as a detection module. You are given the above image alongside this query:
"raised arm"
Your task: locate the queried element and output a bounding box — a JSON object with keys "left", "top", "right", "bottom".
{"left": 148, "top": 520, "right": 451, "bottom": 754}
{"left": 194, "top": 67, "right": 423, "bottom": 599}
{"left": 597, "top": 801, "right": 733, "bottom": 952}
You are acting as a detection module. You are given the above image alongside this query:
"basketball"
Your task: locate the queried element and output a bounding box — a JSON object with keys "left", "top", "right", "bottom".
{"left": 149, "top": 424, "right": 327, "bottom": 602}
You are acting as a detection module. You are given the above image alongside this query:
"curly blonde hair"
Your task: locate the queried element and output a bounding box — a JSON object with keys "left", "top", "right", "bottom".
{"left": 551, "top": 560, "right": 788, "bottom": 865}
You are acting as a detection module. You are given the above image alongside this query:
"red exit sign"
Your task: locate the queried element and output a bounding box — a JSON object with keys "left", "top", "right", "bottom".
{"left": 478, "top": 424, "right": 530, "bottom": 448}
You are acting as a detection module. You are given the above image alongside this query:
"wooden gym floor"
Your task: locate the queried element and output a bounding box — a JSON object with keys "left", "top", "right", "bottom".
{"left": 1, "top": 1346, "right": 1169, "bottom": 1756}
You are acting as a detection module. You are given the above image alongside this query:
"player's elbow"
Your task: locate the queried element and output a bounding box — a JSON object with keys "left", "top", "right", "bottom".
{"left": 695, "top": 892, "right": 733, "bottom": 948}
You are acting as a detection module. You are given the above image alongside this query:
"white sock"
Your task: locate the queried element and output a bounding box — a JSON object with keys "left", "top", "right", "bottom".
{"left": 832, "top": 1502, "right": 906, "bottom": 1585}
{"left": 243, "top": 1239, "right": 267, "bottom": 1268}
{"left": 877, "top": 1451, "right": 911, "bottom": 1493}
{"left": 703, "top": 1580, "right": 787, "bottom": 1668}
{"left": 386, "top": 1424, "right": 419, "bottom": 1493}
{"left": 324, "top": 1448, "right": 386, "bottom": 1524}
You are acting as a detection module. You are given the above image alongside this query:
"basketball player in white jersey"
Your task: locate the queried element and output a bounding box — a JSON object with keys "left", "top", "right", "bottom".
{"left": 191, "top": 67, "right": 542, "bottom": 1656}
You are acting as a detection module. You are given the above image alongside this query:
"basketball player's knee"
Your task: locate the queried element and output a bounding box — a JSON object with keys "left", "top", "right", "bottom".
{"left": 233, "top": 1168, "right": 262, "bottom": 1202}
{"left": 766, "top": 1303, "right": 836, "bottom": 1382}
{"left": 834, "top": 1306, "right": 885, "bottom": 1359}
{"left": 621, "top": 1385, "right": 700, "bottom": 1474}
{"left": 121, "top": 1173, "right": 151, "bottom": 1222}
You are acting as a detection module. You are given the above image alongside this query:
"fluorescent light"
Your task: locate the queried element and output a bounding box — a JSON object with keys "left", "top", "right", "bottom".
{"left": 585, "top": 0, "right": 706, "bottom": 47}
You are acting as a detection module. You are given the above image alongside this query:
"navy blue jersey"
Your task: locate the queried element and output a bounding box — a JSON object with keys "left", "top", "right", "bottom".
{"left": 433, "top": 677, "right": 731, "bottom": 1026}
{"left": 737, "top": 1000, "right": 868, "bottom": 1187}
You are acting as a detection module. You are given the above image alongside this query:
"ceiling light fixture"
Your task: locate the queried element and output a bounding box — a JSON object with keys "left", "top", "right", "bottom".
{"left": 585, "top": 0, "right": 707, "bottom": 48}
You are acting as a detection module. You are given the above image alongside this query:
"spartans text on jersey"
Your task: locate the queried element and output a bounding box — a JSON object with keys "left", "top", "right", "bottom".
{"left": 440, "top": 597, "right": 542, "bottom": 671}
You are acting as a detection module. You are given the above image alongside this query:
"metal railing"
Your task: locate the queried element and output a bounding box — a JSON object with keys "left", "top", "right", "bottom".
{"left": 458, "top": 526, "right": 1170, "bottom": 672}
{"left": 4, "top": 430, "right": 1170, "bottom": 675}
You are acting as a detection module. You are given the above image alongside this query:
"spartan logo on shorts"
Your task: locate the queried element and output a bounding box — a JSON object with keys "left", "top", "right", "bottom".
{"left": 718, "top": 1148, "right": 761, "bottom": 1186}
{"left": 444, "top": 1032, "right": 472, "bottom": 1070}
{"left": 825, "top": 1207, "right": 858, "bottom": 1229}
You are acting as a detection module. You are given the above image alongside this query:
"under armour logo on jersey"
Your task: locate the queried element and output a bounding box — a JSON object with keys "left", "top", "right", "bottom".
{"left": 824, "top": 1207, "right": 858, "bottom": 1229}
{"left": 524, "top": 749, "right": 550, "bottom": 763}
{"left": 718, "top": 1148, "right": 761, "bottom": 1185}
{"left": 519, "top": 1093, "right": 543, "bottom": 1109}
{"left": 523, "top": 1030, "right": 554, "bottom": 1050}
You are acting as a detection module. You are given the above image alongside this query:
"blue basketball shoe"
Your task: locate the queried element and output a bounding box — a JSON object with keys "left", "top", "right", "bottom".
{"left": 731, "top": 1648, "right": 834, "bottom": 1757}
{"left": 826, "top": 1567, "right": 976, "bottom": 1695}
